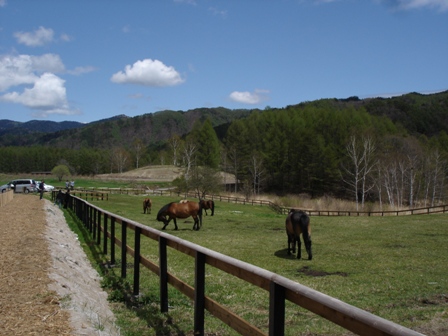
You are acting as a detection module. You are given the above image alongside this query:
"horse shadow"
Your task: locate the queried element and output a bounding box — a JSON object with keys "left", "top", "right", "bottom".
{"left": 274, "top": 248, "right": 299, "bottom": 260}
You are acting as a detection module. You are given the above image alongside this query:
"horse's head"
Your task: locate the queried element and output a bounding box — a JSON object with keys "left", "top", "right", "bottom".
{"left": 156, "top": 203, "right": 171, "bottom": 223}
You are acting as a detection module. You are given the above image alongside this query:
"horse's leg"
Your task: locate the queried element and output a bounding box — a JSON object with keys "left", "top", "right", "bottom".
{"left": 305, "top": 236, "right": 312, "bottom": 260}
{"left": 161, "top": 217, "right": 168, "bottom": 230}
{"left": 287, "top": 235, "right": 291, "bottom": 255}
{"left": 193, "top": 215, "right": 199, "bottom": 230}
{"left": 173, "top": 218, "right": 178, "bottom": 230}
{"left": 287, "top": 234, "right": 293, "bottom": 255}
{"left": 297, "top": 236, "right": 302, "bottom": 259}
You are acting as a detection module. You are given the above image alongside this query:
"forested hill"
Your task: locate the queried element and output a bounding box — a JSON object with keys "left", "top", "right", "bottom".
{"left": 287, "top": 90, "right": 448, "bottom": 138}
{"left": 0, "top": 91, "right": 447, "bottom": 149}
{"left": 0, "top": 107, "right": 252, "bottom": 148}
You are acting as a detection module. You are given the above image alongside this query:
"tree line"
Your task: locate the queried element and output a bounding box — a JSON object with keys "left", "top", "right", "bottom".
{"left": 0, "top": 100, "right": 447, "bottom": 208}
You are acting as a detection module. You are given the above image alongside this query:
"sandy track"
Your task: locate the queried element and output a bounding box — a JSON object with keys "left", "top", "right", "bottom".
{"left": 0, "top": 194, "right": 120, "bottom": 335}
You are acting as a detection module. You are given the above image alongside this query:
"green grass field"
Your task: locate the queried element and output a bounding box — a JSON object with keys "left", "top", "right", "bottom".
{"left": 61, "top": 192, "right": 448, "bottom": 336}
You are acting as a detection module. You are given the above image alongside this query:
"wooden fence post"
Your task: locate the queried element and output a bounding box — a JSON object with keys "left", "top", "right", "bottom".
{"left": 93, "top": 208, "right": 97, "bottom": 240}
{"left": 269, "top": 282, "right": 285, "bottom": 336}
{"left": 103, "top": 213, "right": 108, "bottom": 254}
{"left": 96, "top": 209, "right": 101, "bottom": 245}
{"left": 159, "top": 236, "right": 168, "bottom": 313}
{"left": 133, "top": 227, "right": 141, "bottom": 296}
{"left": 194, "top": 251, "right": 206, "bottom": 336}
{"left": 121, "top": 221, "right": 127, "bottom": 278}
{"left": 110, "top": 217, "right": 116, "bottom": 265}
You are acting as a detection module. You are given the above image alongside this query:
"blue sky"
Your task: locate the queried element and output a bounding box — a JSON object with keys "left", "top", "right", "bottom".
{"left": 0, "top": 0, "right": 447, "bottom": 123}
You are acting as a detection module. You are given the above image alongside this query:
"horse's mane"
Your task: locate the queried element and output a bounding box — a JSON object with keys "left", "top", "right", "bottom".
{"left": 157, "top": 202, "right": 174, "bottom": 219}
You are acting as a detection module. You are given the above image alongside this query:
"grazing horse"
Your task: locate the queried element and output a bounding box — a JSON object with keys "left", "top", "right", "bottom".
{"left": 285, "top": 209, "right": 312, "bottom": 260}
{"left": 143, "top": 198, "right": 152, "bottom": 214}
{"left": 157, "top": 201, "right": 203, "bottom": 231}
{"left": 200, "top": 199, "right": 215, "bottom": 216}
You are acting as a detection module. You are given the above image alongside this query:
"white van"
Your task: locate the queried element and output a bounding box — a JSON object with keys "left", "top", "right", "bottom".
{"left": 0, "top": 179, "right": 37, "bottom": 193}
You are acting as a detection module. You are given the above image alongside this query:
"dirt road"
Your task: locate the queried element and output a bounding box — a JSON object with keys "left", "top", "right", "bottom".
{"left": 0, "top": 194, "right": 120, "bottom": 335}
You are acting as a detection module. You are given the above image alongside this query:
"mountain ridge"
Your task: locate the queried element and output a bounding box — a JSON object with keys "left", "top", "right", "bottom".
{"left": 1, "top": 90, "right": 447, "bottom": 148}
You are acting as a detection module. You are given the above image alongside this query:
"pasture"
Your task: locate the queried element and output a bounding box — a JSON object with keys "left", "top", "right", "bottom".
{"left": 75, "top": 193, "right": 447, "bottom": 335}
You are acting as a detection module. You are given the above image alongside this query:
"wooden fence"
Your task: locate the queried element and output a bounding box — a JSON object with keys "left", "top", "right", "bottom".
{"left": 64, "top": 193, "right": 424, "bottom": 336}
{"left": 66, "top": 187, "right": 448, "bottom": 217}
{"left": 0, "top": 190, "right": 13, "bottom": 207}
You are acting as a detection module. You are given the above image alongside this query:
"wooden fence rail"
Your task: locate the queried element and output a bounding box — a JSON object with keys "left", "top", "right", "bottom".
{"left": 60, "top": 187, "right": 448, "bottom": 217}
{"left": 0, "top": 189, "right": 13, "bottom": 207}
{"left": 63, "top": 193, "right": 424, "bottom": 336}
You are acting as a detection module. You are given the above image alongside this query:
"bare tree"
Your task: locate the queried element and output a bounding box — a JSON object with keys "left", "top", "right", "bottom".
{"left": 342, "top": 135, "right": 376, "bottom": 210}
{"left": 182, "top": 139, "right": 197, "bottom": 180}
{"left": 227, "top": 145, "right": 241, "bottom": 193}
{"left": 111, "top": 147, "right": 130, "bottom": 173}
{"left": 372, "top": 160, "right": 383, "bottom": 210}
{"left": 429, "top": 149, "right": 446, "bottom": 206}
{"left": 248, "top": 152, "right": 265, "bottom": 195}
{"left": 168, "top": 135, "right": 181, "bottom": 166}
{"left": 132, "top": 139, "right": 144, "bottom": 169}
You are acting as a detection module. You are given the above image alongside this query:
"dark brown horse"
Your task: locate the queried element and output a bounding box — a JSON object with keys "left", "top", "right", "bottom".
{"left": 157, "top": 201, "right": 203, "bottom": 230}
{"left": 285, "top": 209, "right": 312, "bottom": 260}
{"left": 143, "top": 198, "right": 152, "bottom": 214}
{"left": 200, "top": 199, "right": 215, "bottom": 216}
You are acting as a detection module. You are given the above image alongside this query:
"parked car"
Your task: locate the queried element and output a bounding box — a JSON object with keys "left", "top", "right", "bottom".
{"left": 35, "top": 181, "right": 55, "bottom": 192}
{"left": 0, "top": 179, "right": 37, "bottom": 193}
{"left": 0, "top": 182, "right": 14, "bottom": 193}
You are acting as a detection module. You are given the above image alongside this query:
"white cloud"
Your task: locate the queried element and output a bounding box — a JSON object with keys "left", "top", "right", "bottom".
{"left": 30, "top": 53, "right": 65, "bottom": 73}
{"left": 0, "top": 54, "right": 80, "bottom": 117}
{"left": 0, "top": 54, "right": 65, "bottom": 91}
{"left": 174, "top": 0, "right": 197, "bottom": 5}
{"left": 67, "top": 66, "right": 97, "bottom": 76}
{"left": 0, "top": 0, "right": 7, "bottom": 7}
{"left": 111, "top": 59, "right": 185, "bottom": 87}
{"left": 229, "top": 89, "right": 270, "bottom": 105}
{"left": 60, "top": 33, "right": 72, "bottom": 42}
{"left": 14, "top": 26, "right": 54, "bottom": 47}
{"left": 0, "top": 72, "right": 78, "bottom": 117}
{"left": 378, "top": 0, "right": 448, "bottom": 11}
{"left": 208, "top": 7, "right": 228, "bottom": 17}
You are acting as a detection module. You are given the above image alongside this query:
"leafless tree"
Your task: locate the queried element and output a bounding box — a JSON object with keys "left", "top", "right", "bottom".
{"left": 182, "top": 139, "right": 197, "bottom": 180}
{"left": 227, "top": 145, "right": 241, "bottom": 192}
{"left": 248, "top": 152, "right": 265, "bottom": 195}
{"left": 132, "top": 139, "right": 144, "bottom": 169}
{"left": 427, "top": 149, "right": 446, "bottom": 206}
{"left": 342, "top": 135, "right": 376, "bottom": 210}
{"left": 168, "top": 135, "right": 181, "bottom": 166}
{"left": 111, "top": 147, "right": 130, "bottom": 173}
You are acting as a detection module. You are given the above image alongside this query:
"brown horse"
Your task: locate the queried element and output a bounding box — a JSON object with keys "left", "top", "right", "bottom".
{"left": 200, "top": 199, "right": 215, "bottom": 216}
{"left": 157, "top": 201, "right": 203, "bottom": 230}
{"left": 285, "top": 209, "right": 312, "bottom": 260}
{"left": 143, "top": 198, "right": 152, "bottom": 214}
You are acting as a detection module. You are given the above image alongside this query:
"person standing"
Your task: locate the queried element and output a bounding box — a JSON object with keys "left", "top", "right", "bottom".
{"left": 54, "top": 190, "right": 64, "bottom": 208}
{"left": 39, "top": 180, "right": 45, "bottom": 200}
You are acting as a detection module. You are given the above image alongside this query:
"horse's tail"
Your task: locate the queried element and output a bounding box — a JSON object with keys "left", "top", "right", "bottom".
{"left": 210, "top": 200, "right": 215, "bottom": 216}
{"left": 299, "top": 213, "right": 311, "bottom": 242}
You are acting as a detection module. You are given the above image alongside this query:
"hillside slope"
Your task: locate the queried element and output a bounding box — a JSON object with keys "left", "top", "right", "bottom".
{"left": 1, "top": 91, "right": 447, "bottom": 149}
